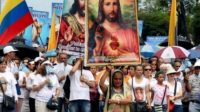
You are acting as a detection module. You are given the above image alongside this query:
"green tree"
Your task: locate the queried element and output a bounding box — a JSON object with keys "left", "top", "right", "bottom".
{"left": 138, "top": 10, "right": 169, "bottom": 40}
{"left": 191, "top": 4, "right": 200, "bottom": 45}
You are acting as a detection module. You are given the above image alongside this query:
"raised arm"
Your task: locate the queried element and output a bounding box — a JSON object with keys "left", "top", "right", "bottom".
{"left": 145, "top": 83, "right": 151, "bottom": 109}
{"left": 69, "top": 58, "right": 82, "bottom": 75}
{"left": 99, "top": 69, "right": 109, "bottom": 94}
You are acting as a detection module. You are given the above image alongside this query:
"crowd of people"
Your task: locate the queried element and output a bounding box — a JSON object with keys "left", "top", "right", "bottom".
{"left": 0, "top": 45, "right": 200, "bottom": 112}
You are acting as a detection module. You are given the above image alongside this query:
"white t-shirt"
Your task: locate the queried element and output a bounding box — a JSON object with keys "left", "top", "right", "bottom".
{"left": 167, "top": 81, "right": 182, "bottom": 105}
{"left": 128, "top": 77, "right": 149, "bottom": 102}
{"left": 149, "top": 78, "right": 157, "bottom": 89}
{"left": 53, "top": 63, "right": 72, "bottom": 97}
{"left": 6, "top": 61, "right": 19, "bottom": 74}
{"left": 0, "top": 71, "right": 17, "bottom": 101}
{"left": 26, "top": 71, "right": 37, "bottom": 98}
{"left": 18, "top": 71, "right": 29, "bottom": 99}
{"left": 33, "top": 74, "right": 60, "bottom": 102}
{"left": 152, "top": 84, "right": 171, "bottom": 105}
{"left": 69, "top": 69, "right": 94, "bottom": 101}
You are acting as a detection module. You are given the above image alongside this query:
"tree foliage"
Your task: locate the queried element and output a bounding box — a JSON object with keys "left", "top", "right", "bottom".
{"left": 191, "top": 4, "right": 200, "bottom": 45}
{"left": 138, "top": 0, "right": 200, "bottom": 45}
{"left": 138, "top": 11, "right": 169, "bottom": 40}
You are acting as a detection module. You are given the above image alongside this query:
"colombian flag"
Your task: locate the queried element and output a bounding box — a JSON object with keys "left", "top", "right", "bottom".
{"left": 168, "top": 0, "right": 177, "bottom": 46}
{"left": 0, "top": 0, "right": 33, "bottom": 45}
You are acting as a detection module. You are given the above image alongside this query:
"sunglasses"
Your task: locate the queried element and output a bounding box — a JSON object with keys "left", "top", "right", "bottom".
{"left": 144, "top": 69, "right": 152, "bottom": 71}
{"left": 168, "top": 73, "right": 175, "bottom": 76}
{"left": 195, "top": 66, "right": 200, "bottom": 69}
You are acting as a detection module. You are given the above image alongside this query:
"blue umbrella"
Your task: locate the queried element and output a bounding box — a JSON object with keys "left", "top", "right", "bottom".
{"left": 140, "top": 44, "right": 163, "bottom": 58}
{"left": 189, "top": 50, "right": 200, "bottom": 59}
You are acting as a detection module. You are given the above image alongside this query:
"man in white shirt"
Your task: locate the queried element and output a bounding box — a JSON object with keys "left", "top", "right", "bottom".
{"left": 53, "top": 52, "right": 72, "bottom": 112}
{"left": 185, "top": 60, "right": 200, "bottom": 112}
{"left": 68, "top": 58, "right": 95, "bottom": 112}
{"left": 3, "top": 46, "right": 19, "bottom": 74}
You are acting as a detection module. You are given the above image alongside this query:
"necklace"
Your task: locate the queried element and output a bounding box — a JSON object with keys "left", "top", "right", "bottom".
{"left": 113, "top": 88, "right": 122, "bottom": 93}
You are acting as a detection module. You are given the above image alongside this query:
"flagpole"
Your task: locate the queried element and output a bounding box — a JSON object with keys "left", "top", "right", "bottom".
{"left": 175, "top": 14, "right": 178, "bottom": 46}
{"left": 0, "top": 0, "right": 1, "bottom": 14}
{"left": 175, "top": 0, "right": 178, "bottom": 46}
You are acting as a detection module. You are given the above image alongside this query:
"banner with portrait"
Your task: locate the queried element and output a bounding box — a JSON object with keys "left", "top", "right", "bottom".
{"left": 85, "top": 0, "right": 141, "bottom": 66}
{"left": 57, "top": 0, "right": 85, "bottom": 57}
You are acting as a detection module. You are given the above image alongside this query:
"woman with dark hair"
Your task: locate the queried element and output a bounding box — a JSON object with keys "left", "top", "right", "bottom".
{"left": 32, "top": 61, "right": 60, "bottom": 112}
{"left": 100, "top": 67, "right": 132, "bottom": 112}
{"left": 0, "top": 57, "right": 17, "bottom": 112}
{"left": 26, "top": 60, "right": 38, "bottom": 112}
{"left": 128, "top": 65, "right": 151, "bottom": 112}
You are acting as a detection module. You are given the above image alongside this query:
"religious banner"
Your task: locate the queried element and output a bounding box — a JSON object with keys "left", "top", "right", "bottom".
{"left": 85, "top": 0, "right": 141, "bottom": 66}
{"left": 31, "top": 10, "right": 50, "bottom": 46}
{"left": 57, "top": 0, "right": 85, "bottom": 56}
{"left": 20, "top": 0, "right": 63, "bottom": 46}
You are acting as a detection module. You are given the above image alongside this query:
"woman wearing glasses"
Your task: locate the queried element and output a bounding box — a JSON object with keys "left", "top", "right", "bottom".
{"left": 128, "top": 65, "right": 151, "bottom": 112}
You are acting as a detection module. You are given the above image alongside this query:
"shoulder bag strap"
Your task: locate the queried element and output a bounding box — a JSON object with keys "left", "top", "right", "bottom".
{"left": 161, "top": 85, "right": 167, "bottom": 105}
{"left": 109, "top": 71, "right": 112, "bottom": 99}
{"left": 132, "top": 78, "right": 136, "bottom": 101}
{"left": 174, "top": 80, "right": 177, "bottom": 96}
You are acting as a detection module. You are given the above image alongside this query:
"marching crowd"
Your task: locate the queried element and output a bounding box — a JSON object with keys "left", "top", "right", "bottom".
{"left": 0, "top": 45, "right": 200, "bottom": 112}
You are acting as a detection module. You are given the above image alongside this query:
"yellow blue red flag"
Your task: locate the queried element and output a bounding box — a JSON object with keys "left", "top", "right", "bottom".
{"left": 0, "top": 0, "right": 33, "bottom": 45}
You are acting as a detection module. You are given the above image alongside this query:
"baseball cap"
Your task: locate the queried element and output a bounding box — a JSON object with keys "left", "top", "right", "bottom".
{"left": 3, "top": 46, "right": 18, "bottom": 54}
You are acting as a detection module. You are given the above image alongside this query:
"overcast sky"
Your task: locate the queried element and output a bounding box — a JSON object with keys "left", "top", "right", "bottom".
{"left": 1, "top": 0, "right": 63, "bottom": 18}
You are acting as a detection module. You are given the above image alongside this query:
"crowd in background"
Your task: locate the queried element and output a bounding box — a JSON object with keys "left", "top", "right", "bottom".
{"left": 0, "top": 45, "right": 200, "bottom": 112}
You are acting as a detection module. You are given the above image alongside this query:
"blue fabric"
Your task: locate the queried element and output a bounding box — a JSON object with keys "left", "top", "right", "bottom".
{"left": 173, "top": 105, "right": 183, "bottom": 112}
{"left": 45, "top": 49, "right": 57, "bottom": 57}
{"left": 68, "top": 100, "right": 91, "bottom": 112}
{"left": 98, "top": 101, "right": 105, "bottom": 112}
{"left": 16, "top": 81, "right": 21, "bottom": 95}
{"left": 57, "top": 97, "right": 68, "bottom": 112}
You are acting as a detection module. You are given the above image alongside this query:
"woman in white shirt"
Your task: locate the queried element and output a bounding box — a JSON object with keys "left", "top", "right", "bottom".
{"left": 26, "top": 60, "right": 37, "bottom": 112}
{"left": 33, "top": 61, "right": 60, "bottom": 112}
{"left": 0, "top": 58, "right": 17, "bottom": 112}
{"left": 166, "top": 67, "right": 183, "bottom": 112}
{"left": 128, "top": 65, "right": 151, "bottom": 112}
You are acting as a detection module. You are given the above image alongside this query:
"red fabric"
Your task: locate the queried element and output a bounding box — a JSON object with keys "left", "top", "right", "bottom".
{"left": 169, "top": 101, "right": 175, "bottom": 112}
{"left": 172, "top": 46, "right": 187, "bottom": 58}
{"left": 154, "top": 47, "right": 165, "bottom": 57}
{"left": 154, "top": 46, "right": 188, "bottom": 59}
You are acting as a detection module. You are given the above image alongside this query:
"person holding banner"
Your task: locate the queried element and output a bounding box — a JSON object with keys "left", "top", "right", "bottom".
{"left": 90, "top": 0, "right": 140, "bottom": 63}
{"left": 99, "top": 66, "right": 132, "bottom": 112}
{"left": 68, "top": 58, "right": 95, "bottom": 112}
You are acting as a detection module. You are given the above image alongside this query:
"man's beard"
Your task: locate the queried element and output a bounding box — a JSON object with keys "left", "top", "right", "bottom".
{"left": 78, "top": 8, "right": 85, "bottom": 17}
{"left": 105, "top": 12, "right": 118, "bottom": 22}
